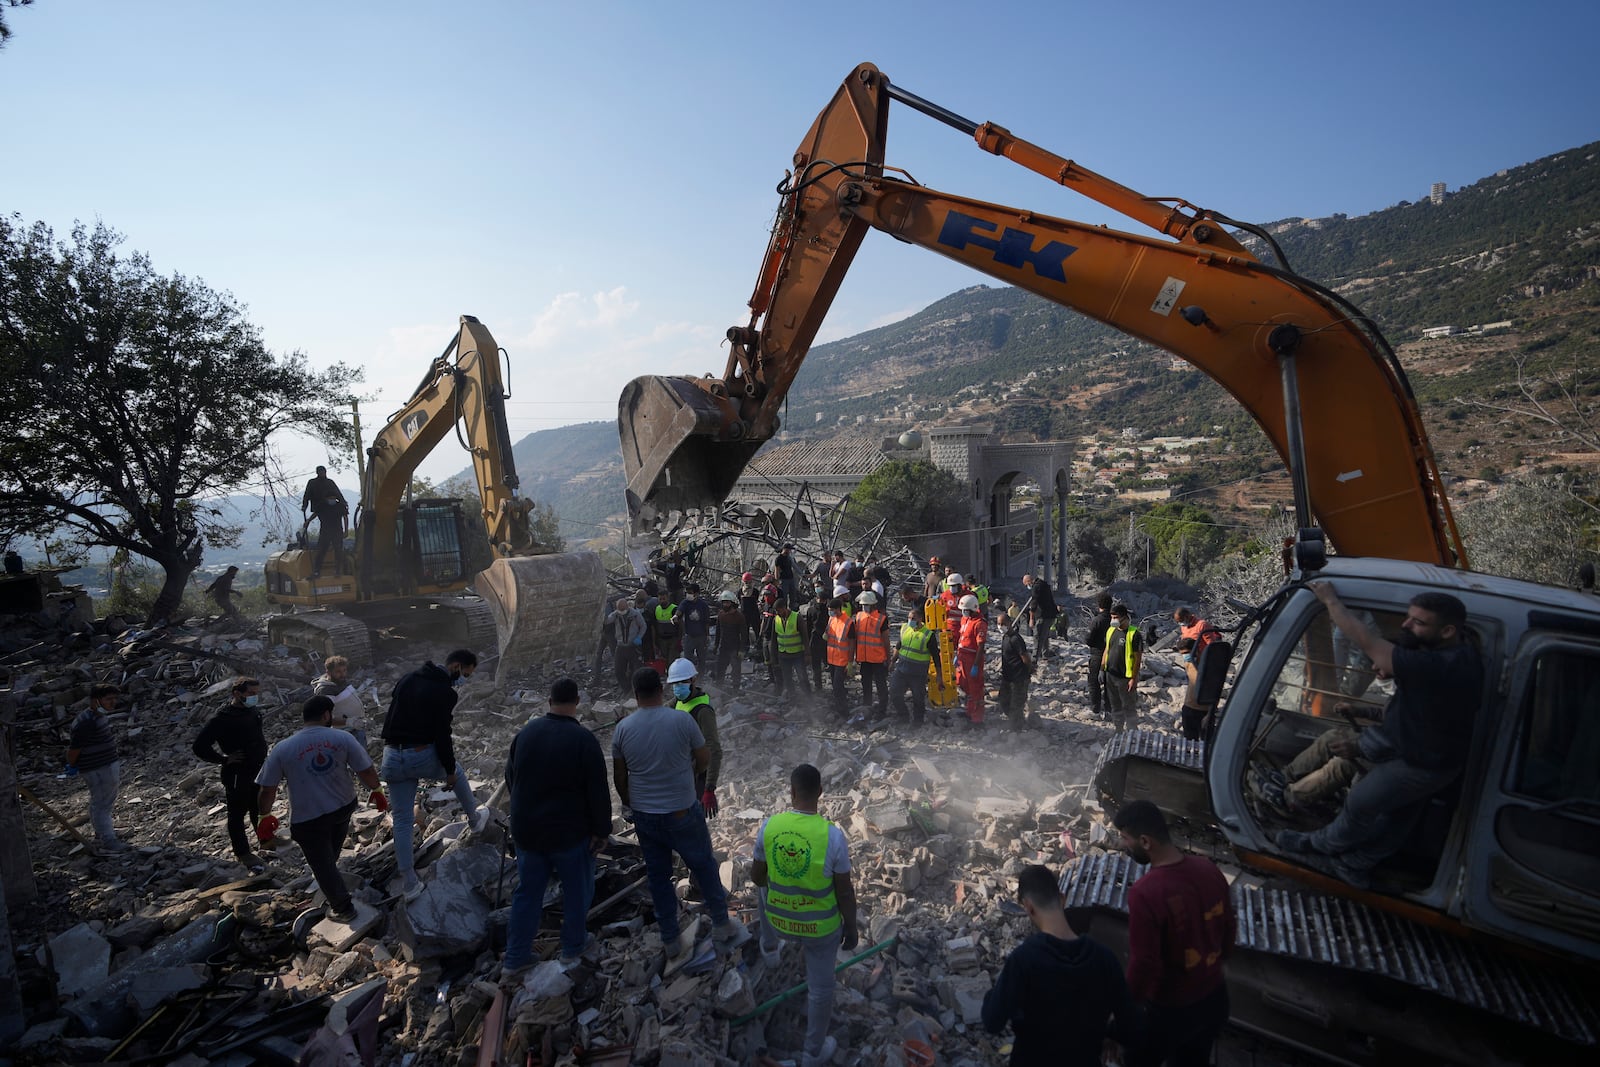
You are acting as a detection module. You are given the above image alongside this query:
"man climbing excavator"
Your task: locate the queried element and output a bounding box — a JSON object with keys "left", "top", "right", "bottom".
{"left": 617, "top": 64, "right": 1600, "bottom": 1062}
{"left": 267, "top": 316, "right": 603, "bottom": 675}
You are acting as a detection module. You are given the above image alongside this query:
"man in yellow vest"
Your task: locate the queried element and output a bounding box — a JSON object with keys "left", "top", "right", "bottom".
{"left": 1102, "top": 604, "right": 1143, "bottom": 733}
{"left": 768, "top": 599, "right": 812, "bottom": 698}
{"left": 890, "top": 605, "right": 945, "bottom": 727}
{"left": 823, "top": 596, "right": 855, "bottom": 720}
{"left": 667, "top": 657, "right": 722, "bottom": 818}
{"left": 752, "top": 764, "right": 859, "bottom": 1067}
{"left": 851, "top": 590, "right": 890, "bottom": 724}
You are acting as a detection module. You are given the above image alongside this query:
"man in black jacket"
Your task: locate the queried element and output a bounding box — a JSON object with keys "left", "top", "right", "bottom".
{"left": 380, "top": 649, "right": 486, "bottom": 899}
{"left": 193, "top": 677, "right": 269, "bottom": 871}
{"left": 983, "top": 864, "right": 1132, "bottom": 1066}
{"left": 1086, "top": 592, "right": 1113, "bottom": 716}
{"left": 502, "top": 678, "right": 611, "bottom": 972}
{"left": 1020, "top": 573, "right": 1060, "bottom": 661}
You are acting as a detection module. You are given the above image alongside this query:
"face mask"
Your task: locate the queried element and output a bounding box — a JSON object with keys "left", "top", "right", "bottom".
{"left": 672, "top": 682, "right": 692, "bottom": 701}
{"left": 243, "top": 694, "right": 259, "bottom": 707}
{"left": 1115, "top": 620, "right": 1128, "bottom": 630}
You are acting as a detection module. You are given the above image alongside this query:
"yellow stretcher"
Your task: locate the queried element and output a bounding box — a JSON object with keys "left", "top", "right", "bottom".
{"left": 922, "top": 598, "right": 960, "bottom": 708}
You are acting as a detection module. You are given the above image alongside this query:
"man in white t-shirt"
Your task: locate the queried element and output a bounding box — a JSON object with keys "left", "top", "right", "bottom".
{"left": 752, "top": 763, "right": 859, "bottom": 1067}
{"left": 256, "top": 695, "right": 387, "bottom": 921}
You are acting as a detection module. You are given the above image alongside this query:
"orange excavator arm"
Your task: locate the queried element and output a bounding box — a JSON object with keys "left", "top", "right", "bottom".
{"left": 619, "top": 62, "right": 1464, "bottom": 566}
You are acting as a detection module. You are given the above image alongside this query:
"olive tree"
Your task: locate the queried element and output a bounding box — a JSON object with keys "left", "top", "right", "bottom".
{"left": 0, "top": 216, "right": 359, "bottom": 621}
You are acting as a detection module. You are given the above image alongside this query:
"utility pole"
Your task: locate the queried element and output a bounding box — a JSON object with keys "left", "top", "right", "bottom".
{"left": 350, "top": 399, "right": 366, "bottom": 486}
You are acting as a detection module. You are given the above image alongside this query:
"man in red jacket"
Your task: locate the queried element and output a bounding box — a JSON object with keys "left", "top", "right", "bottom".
{"left": 1114, "top": 800, "right": 1234, "bottom": 1067}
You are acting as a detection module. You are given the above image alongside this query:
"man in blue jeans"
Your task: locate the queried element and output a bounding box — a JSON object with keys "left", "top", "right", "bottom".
{"left": 612, "top": 667, "right": 748, "bottom": 957}
{"left": 380, "top": 649, "right": 488, "bottom": 900}
{"left": 502, "top": 678, "right": 611, "bottom": 975}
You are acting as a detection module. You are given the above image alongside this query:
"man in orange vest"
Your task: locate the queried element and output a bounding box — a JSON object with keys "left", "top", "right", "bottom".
{"left": 823, "top": 597, "right": 855, "bottom": 720}
{"left": 851, "top": 591, "right": 890, "bottom": 724}
{"left": 955, "top": 594, "right": 988, "bottom": 730}
{"left": 1174, "top": 607, "right": 1222, "bottom": 740}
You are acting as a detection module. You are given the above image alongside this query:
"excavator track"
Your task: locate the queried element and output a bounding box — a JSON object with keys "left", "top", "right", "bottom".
{"left": 266, "top": 611, "right": 375, "bottom": 665}
{"left": 1062, "top": 854, "right": 1599, "bottom": 1062}
{"left": 1092, "top": 729, "right": 1216, "bottom": 838}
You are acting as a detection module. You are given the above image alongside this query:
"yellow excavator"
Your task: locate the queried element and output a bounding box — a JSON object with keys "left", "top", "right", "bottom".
{"left": 266, "top": 316, "right": 604, "bottom": 675}
{"left": 618, "top": 64, "right": 1600, "bottom": 1062}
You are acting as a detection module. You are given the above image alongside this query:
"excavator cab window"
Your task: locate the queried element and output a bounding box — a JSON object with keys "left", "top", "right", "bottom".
{"left": 1241, "top": 599, "right": 1478, "bottom": 891}
{"left": 396, "top": 499, "right": 468, "bottom": 593}
{"left": 1494, "top": 645, "right": 1600, "bottom": 896}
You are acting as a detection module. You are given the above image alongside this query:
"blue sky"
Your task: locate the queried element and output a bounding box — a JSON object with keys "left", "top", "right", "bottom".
{"left": 5, "top": 1, "right": 1596, "bottom": 487}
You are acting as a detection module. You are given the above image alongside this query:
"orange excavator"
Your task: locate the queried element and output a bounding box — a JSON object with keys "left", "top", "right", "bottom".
{"left": 619, "top": 64, "right": 1600, "bottom": 1062}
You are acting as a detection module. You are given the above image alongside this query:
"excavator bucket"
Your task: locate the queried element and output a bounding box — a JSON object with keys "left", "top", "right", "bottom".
{"left": 618, "top": 375, "right": 764, "bottom": 534}
{"left": 475, "top": 551, "right": 607, "bottom": 683}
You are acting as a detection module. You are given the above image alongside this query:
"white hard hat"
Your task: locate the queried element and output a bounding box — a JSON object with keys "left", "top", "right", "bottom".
{"left": 948, "top": 573, "right": 964, "bottom": 587}
{"left": 666, "top": 657, "right": 698, "bottom": 683}
{"left": 959, "top": 594, "right": 980, "bottom": 612}
{"left": 858, "top": 590, "right": 879, "bottom": 605}
{"left": 718, "top": 589, "right": 737, "bottom": 603}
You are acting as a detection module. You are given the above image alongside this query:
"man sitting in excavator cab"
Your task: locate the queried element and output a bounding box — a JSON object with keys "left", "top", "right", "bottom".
{"left": 1272, "top": 582, "right": 1484, "bottom": 889}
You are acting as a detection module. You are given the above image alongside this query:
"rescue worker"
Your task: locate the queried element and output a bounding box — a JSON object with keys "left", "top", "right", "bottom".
{"left": 751, "top": 764, "right": 859, "bottom": 1067}
{"left": 800, "top": 584, "right": 832, "bottom": 692}
{"left": 612, "top": 668, "right": 747, "bottom": 957}
{"left": 67, "top": 683, "right": 127, "bottom": 853}
{"left": 739, "top": 572, "right": 762, "bottom": 657}
{"left": 769, "top": 598, "right": 812, "bottom": 697}
{"left": 301, "top": 465, "right": 348, "bottom": 578}
{"left": 311, "top": 654, "right": 366, "bottom": 748}
{"left": 193, "top": 677, "right": 269, "bottom": 872}
{"left": 1173, "top": 606, "right": 1222, "bottom": 740}
{"left": 955, "top": 593, "right": 988, "bottom": 729}
{"left": 605, "top": 596, "right": 647, "bottom": 691}
{"left": 381, "top": 650, "right": 489, "bottom": 899}
{"left": 1086, "top": 592, "right": 1113, "bottom": 716}
{"left": 922, "top": 557, "right": 944, "bottom": 602}
{"left": 940, "top": 573, "right": 967, "bottom": 651}
{"left": 652, "top": 590, "right": 682, "bottom": 664}
{"left": 776, "top": 543, "right": 800, "bottom": 609}
{"left": 677, "top": 582, "right": 710, "bottom": 669}
{"left": 256, "top": 695, "right": 385, "bottom": 922}
{"left": 711, "top": 590, "right": 746, "bottom": 691}
{"left": 890, "top": 605, "right": 944, "bottom": 727}
{"left": 1102, "top": 604, "right": 1143, "bottom": 733}
{"left": 204, "top": 565, "right": 242, "bottom": 620}
{"left": 668, "top": 657, "right": 723, "bottom": 817}
{"left": 998, "top": 605, "right": 1035, "bottom": 730}
{"left": 823, "top": 596, "right": 855, "bottom": 719}
{"left": 1020, "top": 573, "right": 1060, "bottom": 661}
{"left": 852, "top": 590, "right": 890, "bottom": 723}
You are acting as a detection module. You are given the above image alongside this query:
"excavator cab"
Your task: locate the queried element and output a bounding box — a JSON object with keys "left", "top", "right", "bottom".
{"left": 1209, "top": 558, "right": 1600, "bottom": 968}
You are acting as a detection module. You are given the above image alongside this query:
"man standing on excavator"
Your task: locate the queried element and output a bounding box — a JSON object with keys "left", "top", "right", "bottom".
{"left": 301, "top": 465, "right": 348, "bottom": 578}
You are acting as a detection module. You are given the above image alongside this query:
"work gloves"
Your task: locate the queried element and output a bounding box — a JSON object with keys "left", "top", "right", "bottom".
{"left": 257, "top": 814, "right": 280, "bottom": 843}
{"left": 700, "top": 789, "right": 718, "bottom": 818}
{"left": 62, "top": 764, "right": 78, "bottom": 778}
{"left": 370, "top": 790, "right": 389, "bottom": 812}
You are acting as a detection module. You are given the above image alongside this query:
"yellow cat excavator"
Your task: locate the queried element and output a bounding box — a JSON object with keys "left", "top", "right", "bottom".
{"left": 618, "top": 64, "right": 1600, "bottom": 1062}
{"left": 266, "top": 316, "right": 604, "bottom": 675}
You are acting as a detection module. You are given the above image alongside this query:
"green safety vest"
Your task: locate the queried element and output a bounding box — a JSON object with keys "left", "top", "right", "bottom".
{"left": 898, "top": 623, "right": 934, "bottom": 664}
{"left": 762, "top": 810, "right": 840, "bottom": 938}
{"left": 1103, "top": 624, "right": 1140, "bottom": 677}
{"left": 973, "top": 584, "right": 990, "bottom": 605}
{"left": 774, "top": 612, "right": 803, "bottom": 654}
{"left": 676, "top": 693, "right": 711, "bottom": 717}
{"left": 654, "top": 603, "right": 677, "bottom": 632}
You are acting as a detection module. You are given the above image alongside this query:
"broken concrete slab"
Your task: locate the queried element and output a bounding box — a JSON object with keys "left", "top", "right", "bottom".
{"left": 312, "top": 901, "right": 382, "bottom": 953}
{"left": 127, "top": 963, "right": 209, "bottom": 1014}
{"left": 47, "top": 922, "right": 111, "bottom": 997}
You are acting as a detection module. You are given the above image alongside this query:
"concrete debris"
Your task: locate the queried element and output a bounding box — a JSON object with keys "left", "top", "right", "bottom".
{"left": 3, "top": 581, "right": 1243, "bottom": 1065}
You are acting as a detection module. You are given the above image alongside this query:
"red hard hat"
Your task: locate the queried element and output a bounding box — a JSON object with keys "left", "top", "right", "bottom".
{"left": 742, "top": 572, "right": 754, "bottom": 582}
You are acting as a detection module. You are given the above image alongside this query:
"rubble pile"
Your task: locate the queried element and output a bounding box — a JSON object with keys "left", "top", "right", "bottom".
{"left": 3, "top": 589, "right": 1210, "bottom": 1065}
